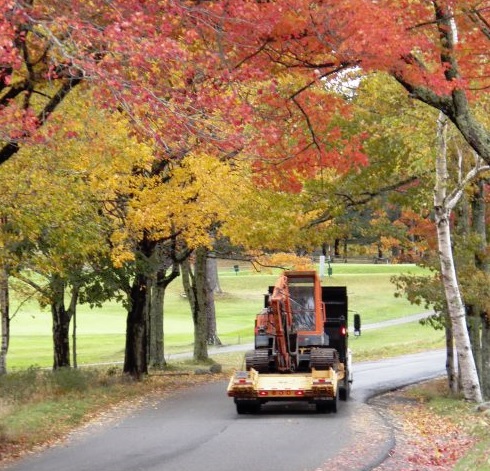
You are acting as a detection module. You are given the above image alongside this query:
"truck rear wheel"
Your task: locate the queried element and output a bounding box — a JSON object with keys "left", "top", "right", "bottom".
{"left": 339, "top": 382, "right": 350, "bottom": 401}
{"left": 316, "top": 391, "right": 339, "bottom": 413}
{"left": 236, "top": 400, "right": 261, "bottom": 414}
{"left": 315, "top": 402, "right": 329, "bottom": 413}
{"left": 330, "top": 391, "right": 339, "bottom": 413}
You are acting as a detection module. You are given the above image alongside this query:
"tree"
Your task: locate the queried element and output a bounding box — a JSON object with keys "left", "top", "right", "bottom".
{"left": 0, "top": 149, "right": 110, "bottom": 369}
{"left": 148, "top": 243, "right": 181, "bottom": 368}
{"left": 0, "top": 260, "right": 8, "bottom": 375}
{"left": 461, "top": 177, "right": 490, "bottom": 399}
{"left": 205, "top": 252, "right": 222, "bottom": 346}
{"left": 181, "top": 247, "right": 209, "bottom": 361}
{"left": 432, "top": 113, "right": 488, "bottom": 402}
{"left": 198, "top": 1, "right": 490, "bottom": 166}
{"left": 0, "top": 84, "right": 156, "bottom": 371}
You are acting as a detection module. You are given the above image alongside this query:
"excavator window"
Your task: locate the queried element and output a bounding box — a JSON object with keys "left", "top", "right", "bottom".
{"left": 288, "top": 285, "right": 315, "bottom": 331}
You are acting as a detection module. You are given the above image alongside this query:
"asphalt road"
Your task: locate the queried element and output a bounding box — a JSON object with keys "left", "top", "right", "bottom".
{"left": 5, "top": 349, "right": 446, "bottom": 471}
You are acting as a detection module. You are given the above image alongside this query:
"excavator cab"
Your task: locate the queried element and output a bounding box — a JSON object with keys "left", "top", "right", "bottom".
{"left": 286, "top": 271, "right": 327, "bottom": 336}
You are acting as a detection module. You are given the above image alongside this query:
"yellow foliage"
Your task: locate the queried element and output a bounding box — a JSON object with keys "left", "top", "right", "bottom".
{"left": 255, "top": 252, "right": 315, "bottom": 272}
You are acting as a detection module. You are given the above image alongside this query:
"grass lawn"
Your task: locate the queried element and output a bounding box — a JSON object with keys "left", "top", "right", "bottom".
{"left": 7, "top": 263, "right": 438, "bottom": 369}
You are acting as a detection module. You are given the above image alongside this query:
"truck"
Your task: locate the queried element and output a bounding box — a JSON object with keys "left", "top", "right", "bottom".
{"left": 227, "top": 270, "right": 360, "bottom": 413}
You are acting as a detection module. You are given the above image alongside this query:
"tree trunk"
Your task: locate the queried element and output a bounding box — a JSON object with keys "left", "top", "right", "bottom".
{"left": 445, "top": 311, "right": 458, "bottom": 394}
{"left": 68, "top": 284, "right": 80, "bottom": 369}
{"left": 148, "top": 258, "right": 180, "bottom": 369}
{"left": 124, "top": 235, "right": 161, "bottom": 379}
{"left": 0, "top": 264, "right": 9, "bottom": 375}
{"left": 51, "top": 276, "right": 71, "bottom": 369}
{"left": 149, "top": 272, "right": 165, "bottom": 369}
{"left": 207, "top": 254, "right": 222, "bottom": 294}
{"left": 181, "top": 258, "right": 197, "bottom": 319}
{"left": 467, "top": 308, "right": 482, "bottom": 379}
{"left": 472, "top": 178, "right": 490, "bottom": 398}
{"left": 181, "top": 249, "right": 209, "bottom": 361}
{"left": 435, "top": 204, "right": 481, "bottom": 401}
{"left": 193, "top": 247, "right": 209, "bottom": 361}
{"left": 482, "top": 315, "right": 490, "bottom": 400}
{"left": 124, "top": 272, "right": 150, "bottom": 378}
{"left": 206, "top": 253, "right": 221, "bottom": 345}
{"left": 435, "top": 113, "right": 482, "bottom": 402}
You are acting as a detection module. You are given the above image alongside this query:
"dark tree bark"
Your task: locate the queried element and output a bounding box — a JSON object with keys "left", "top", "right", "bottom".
{"left": 69, "top": 284, "right": 79, "bottom": 368}
{"left": 51, "top": 276, "right": 80, "bottom": 370}
{"left": 149, "top": 273, "right": 164, "bottom": 369}
{"left": 51, "top": 276, "right": 71, "bottom": 369}
{"left": 148, "top": 252, "right": 180, "bottom": 369}
{"left": 482, "top": 315, "right": 490, "bottom": 400}
{"left": 206, "top": 253, "right": 221, "bottom": 346}
{"left": 193, "top": 247, "right": 209, "bottom": 360}
{"left": 445, "top": 310, "right": 458, "bottom": 394}
{"left": 124, "top": 272, "right": 150, "bottom": 378}
{"left": 0, "top": 263, "right": 9, "bottom": 375}
{"left": 180, "top": 248, "right": 210, "bottom": 361}
{"left": 467, "top": 306, "right": 482, "bottom": 378}
{"left": 472, "top": 179, "right": 489, "bottom": 399}
{"left": 124, "top": 236, "right": 155, "bottom": 379}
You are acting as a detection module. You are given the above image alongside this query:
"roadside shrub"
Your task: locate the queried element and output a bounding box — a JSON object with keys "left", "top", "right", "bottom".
{"left": 48, "top": 368, "right": 97, "bottom": 394}
{"left": 0, "top": 368, "right": 116, "bottom": 405}
{"left": 0, "top": 367, "right": 41, "bottom": 403}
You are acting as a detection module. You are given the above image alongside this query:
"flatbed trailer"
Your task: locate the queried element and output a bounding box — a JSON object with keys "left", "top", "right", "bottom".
{"left": 227, "top": 365, "right": 346, "bottom": 413}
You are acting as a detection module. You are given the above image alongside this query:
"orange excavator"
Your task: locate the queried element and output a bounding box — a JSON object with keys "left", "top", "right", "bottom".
{"left": 227, "top": 270, "right": 360, "bottom": 413}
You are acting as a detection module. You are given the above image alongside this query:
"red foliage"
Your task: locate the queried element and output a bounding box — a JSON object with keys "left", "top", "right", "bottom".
{"left": 1, "top": 1, "right": 489, "bottom": 186}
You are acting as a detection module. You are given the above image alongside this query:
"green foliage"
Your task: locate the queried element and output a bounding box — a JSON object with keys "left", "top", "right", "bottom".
{"left": 8, "top": 264, "right": 433, "bottom": 368}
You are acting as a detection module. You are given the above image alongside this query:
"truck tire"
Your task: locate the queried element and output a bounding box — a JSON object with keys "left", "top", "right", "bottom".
{"left": 236, "top": 400, "right": 261, "bottom": 414}
{"left": 316, "top": 391, "right": 339, "bottom": 413}
{"left": 315, "top": 402, "right": 329, "bottom": 413}
{"left": 339, "top": 381, "right": 350, "bottom": 401}
{"left": 330, "top": 390, "right": 339, "bottom": 413}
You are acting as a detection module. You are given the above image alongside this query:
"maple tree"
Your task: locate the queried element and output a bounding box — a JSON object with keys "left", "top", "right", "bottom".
{"left": 199, "top": 1, "right": 490, "bottom": 162}
{"left": 1, "top": 0, "right": 489, "bottom": 391}
{"left": 0, "top": 87, "right": 134, "bottom": 370}
{"left": 0, "top": 1, "right": 488, "bottom": 194}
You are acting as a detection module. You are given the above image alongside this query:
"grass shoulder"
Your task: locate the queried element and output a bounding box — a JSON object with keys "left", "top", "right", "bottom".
{"left": 0, "top": 363, "right": 228, "bottom": 465}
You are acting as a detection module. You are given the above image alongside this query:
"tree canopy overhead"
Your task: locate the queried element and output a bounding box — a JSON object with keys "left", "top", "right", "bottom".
{"left": 2, "top": 0, "right": 490, "bottom": 177}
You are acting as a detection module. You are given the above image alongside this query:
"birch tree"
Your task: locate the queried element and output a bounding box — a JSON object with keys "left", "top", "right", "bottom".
{"left": 435, "top": 113, "right": 489, "bottom": 402}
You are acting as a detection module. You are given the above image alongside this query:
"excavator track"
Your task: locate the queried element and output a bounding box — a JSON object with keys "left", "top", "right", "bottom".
{"left": 249, "top": 349, "right": 270, "bottom": 373}
{"left": 310, "top": 347, "right": 339, "bottom": 370}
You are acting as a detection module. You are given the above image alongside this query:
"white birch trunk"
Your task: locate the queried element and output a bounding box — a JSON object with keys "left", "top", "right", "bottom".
{"left": 435, "top": 113, "right": 482, "bottom": 402}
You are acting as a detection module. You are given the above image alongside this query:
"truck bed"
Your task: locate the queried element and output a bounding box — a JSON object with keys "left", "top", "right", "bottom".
{"left": 227, "top": 367, "right": 344, "bottom": 400}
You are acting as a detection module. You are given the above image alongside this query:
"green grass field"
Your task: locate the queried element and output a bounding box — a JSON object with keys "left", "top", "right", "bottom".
{"left": 7, "top": 263, "right": 442, "bottom": 369}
